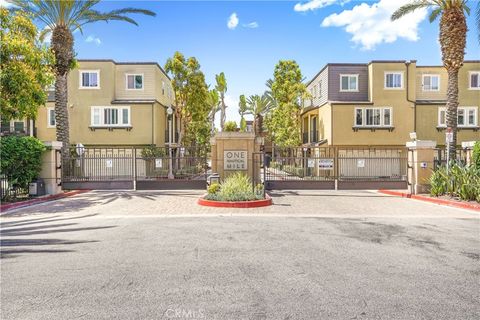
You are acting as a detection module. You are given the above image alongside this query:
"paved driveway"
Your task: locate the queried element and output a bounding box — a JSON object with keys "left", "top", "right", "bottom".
{"left": 1, "top": 190, "right": 479, "bottom": 320}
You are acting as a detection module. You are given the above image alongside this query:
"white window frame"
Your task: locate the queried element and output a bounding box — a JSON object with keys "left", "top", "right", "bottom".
{"left": 422, "top": 74, "right": 440, "bottom": 91}
{"left": 162, "top": 81, "right": 165, "bottom": 95}
{"left": 468, "top": 71, "right": 480, "bottom": 90}
{"left": 319, "top": 80, "right": 322, "bottom": 98}
{"left": 79, "top": 70, "right": 100, "bottom": 89}
{"left": 384, "top": 72, "right": 404, "bottom": 90}
{"left": 340, "top": 74, "right": 359, "bottom": 92}
{"left": 90, "top": 106, "right": 131, "bottom": 127}
{"left": 354, "top": 107, "right": 393, "bottom": 128}
{"left": 438, "top": 106, "right": 478, "bottom": 127}
{"left": 313, "top": 84, "right": 318, "bottom": 98}
{"left": 47, "top": 107, "right": 56, "bottom": 128}
{"left": 125, "top": 74, "right": 144, "bottom": 90}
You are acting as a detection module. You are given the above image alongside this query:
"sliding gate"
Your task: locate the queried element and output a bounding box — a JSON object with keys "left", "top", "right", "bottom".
{"left": 62, "top": 146, "right": 208, "bottom": 190}
{"left": 265, "top": 147, "right": 407, "bottom": 190}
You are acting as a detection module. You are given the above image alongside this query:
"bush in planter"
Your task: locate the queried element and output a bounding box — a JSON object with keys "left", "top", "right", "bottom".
{"left": 473, "top": 141, "right": 480, "bottom": 170}
{"left": 0, "top": 136, "right": 46, "bottom": 200}
{"left": 430, "top": 162, "right": 480, "bottom": 202}
{"left": 205, "top": 172, "right": 263, "bottom": 201}
{"left": 223, "top": 121, "right": 237, "bottom": 132}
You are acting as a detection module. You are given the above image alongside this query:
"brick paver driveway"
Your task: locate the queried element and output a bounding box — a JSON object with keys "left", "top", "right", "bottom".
{"left": 1, "top": 190, "right": 479, "bottom": 320}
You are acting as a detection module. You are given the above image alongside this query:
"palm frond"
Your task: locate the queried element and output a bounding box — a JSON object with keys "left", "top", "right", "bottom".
{"left": 391, "top": 0, "right": 437, "bottom": 21}
{"left": 429, "top": 7, "right": 442, "bottom": 22}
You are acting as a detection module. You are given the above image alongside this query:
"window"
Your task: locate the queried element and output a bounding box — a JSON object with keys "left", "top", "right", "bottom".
{"left": 354, "top": 107, "right": 392, "bottom": 127}
{"left": 385, "top": 72, "right": 403, "bottom": 89}
{"left": 47, "top": 107, "right": 56, "bottom": 128}
{"left": 340, "top": 74, "right": 358, "bottom": 92}
{"left": 422, "top": 74, "right": 440, "bottom": 91}
{"left": 79, "top": 70, "right": 99, "bottom": 88}
{"left": 91, "top": 106, "right": 130, "bottom": 127}
{"left": 319, "top": 80, "right": 322, "bottom": 97}
{"left": 438, "top": 107, "right": 478, "bottom": 127}
{"left": 313, "top": 84, "right": 317, "bottom": 98}
{"left": 126, "top": 74, "right": 143, "bottom": 90}
{"left": 469, "top": 72, "right": 480, "bottom": 89}
{"left": 162, "top": 81, "right": 165, "bottom": 95}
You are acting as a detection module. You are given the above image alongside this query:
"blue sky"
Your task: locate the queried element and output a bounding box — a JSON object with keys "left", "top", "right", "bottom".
{"left": 5, "top": 0, "right": 479, "bottom": 123}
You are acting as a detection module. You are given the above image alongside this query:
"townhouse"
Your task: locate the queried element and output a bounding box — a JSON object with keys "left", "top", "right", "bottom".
{"left": 30, "top": 59, "right": 176, "bottom": 146}
{"left": 301, "top": 60, "right": 480, "bottom": 147}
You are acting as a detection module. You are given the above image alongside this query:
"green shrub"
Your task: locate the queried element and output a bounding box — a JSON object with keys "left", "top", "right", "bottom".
{"left": 204, "top": 172, "right": 262, "bottom": 201}
{"left": 223, "top": 121, "right": 237, "bottom": 132}
{"left": 207, "top": 183, "right": 220, "bottom": 195}
{"left": 430, "top": 162, "right": 480, "bottom": 202}
{"left": 0, "top": 136, "right": 46, "bottom": 199}
{"left": 473, "top": 141, "right": 480, "bottom": 170}
{"left": 141, "top": 145, "right": 166, "bottom": 159}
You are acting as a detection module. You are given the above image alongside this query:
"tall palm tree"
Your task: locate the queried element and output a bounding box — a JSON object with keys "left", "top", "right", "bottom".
{"left": 392, "top": 0, "right": 470, "bottom": 160}
{"left": 207, "top": 89, "right": 220, "bottom": 136}
{"left": 215, "top": 72, "right": 227, "bottom": 131}
{"left": 246, "top": 94, "right": 273, "bottom": 136}
{"left": 8, "top": 0, "right": 155, "bottom": 153}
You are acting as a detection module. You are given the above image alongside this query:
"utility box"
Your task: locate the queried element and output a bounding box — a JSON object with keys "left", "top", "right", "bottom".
{"left": 29, "top": 179, "right": 46, "bottom": 197}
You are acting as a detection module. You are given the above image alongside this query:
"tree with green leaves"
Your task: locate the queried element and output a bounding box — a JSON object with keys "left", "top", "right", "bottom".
{"left": 0, "top": 8, "right": 55, "bottom": 122}
{"left": 165, "top": 52, "right": 209, "bottom": 146}
{"left": 246, "top": 94, "right": 272, "bottom": 136}
{"left": 238, "top": 94, "right": 248, "bottom": 132}
{"left": 8, "top": 0, "right": 156, "bottom": 153}
{"left": 392, "top": 0, "right": 471, "bottom": 160}
{"left": 207, "top": 89, "right": 220, "bottom": 136}
{"left": 215, "top": 72, "right": 227, "bottom": 131}
{"left": 267, "top": 60, "right": 307, "bottom": 147}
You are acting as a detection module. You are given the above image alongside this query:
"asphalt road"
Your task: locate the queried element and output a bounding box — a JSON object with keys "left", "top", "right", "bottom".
{"left": 1, "top": 190, "right": 479, "bottom": 320}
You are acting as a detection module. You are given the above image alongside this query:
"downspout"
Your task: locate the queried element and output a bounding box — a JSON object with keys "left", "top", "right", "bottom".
{"left": 405, "top": 61, "right": 416, "bottom": 133}
{"left": 151, "top": 104, "right": 154, "bottom": 145}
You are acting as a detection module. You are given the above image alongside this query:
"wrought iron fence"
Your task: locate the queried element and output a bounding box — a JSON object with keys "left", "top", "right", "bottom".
{"left": 434, "top": 148, "right": 467, "bottom": 169}
{"left": 1, "top": 175, "right": 29, "bottom": 202}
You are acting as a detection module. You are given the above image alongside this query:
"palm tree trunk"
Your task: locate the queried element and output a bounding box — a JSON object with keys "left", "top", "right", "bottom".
{"left": 220, "top": 94, "right": 226, "bottom": 131}
{"left": 446, "top": 69, "right": 459, "bottom": 159}
{"left": 52, "top": 25, "right": 74, "bottom": 155}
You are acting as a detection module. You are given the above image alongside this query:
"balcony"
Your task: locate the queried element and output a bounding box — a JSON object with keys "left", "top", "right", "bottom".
{"left": 164, "top": 130, "right": 179, "bottom": 144}
{"left": 1, "top": 123, "right": 35, "bottom": 137}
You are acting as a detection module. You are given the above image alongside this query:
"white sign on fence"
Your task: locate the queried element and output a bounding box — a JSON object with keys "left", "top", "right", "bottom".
{"left": 357, "top": 159, "right": 365, "bottom": 168}
{"left": 307, "top": 158, "right": 315, "bottom": 168}
{"left": 318, "top": 159, "right": 334, "bottom": 170}
{"left": 105, "top": 159, "right": 113, "bottom": 168}
{"left": 446, "top": 132, "right": 453, "bottom": 144}
{"left": 224, "top": 150, "right": 247, "bottom": 170}
{"left": 155, "top": 158, "right": 163, "bottom": 168}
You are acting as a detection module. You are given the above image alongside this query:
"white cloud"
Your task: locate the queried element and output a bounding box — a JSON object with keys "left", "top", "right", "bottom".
{"left": 41, "top": 27, "right": 52, "bottom": 44}
{"left": 243, "top": 22, "right": 259, "bottom": 29}
{"left": 294, "top": 0, "right": 349, "bottom": 12}
{"left": 321, "top": 0, "right": 428, "bottom": 50}
{"left": 0, "top": 0, "right": 14, "bottom": 8}
{"left": 227, "top": 12, "right": 239, "bottom": 30}
{"left": 85, "top": 35, "right": 102, "bottom": 46}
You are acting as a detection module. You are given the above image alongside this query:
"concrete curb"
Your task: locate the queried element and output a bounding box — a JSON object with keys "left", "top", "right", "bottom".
{"left": 198, "top": 194, "right": 273, "bottom": 208}
{"left": 378, "top": 190, "right": 480, "bottom": 212}
{"left": 1, "top": 190, "right": 91, "bottom": 213}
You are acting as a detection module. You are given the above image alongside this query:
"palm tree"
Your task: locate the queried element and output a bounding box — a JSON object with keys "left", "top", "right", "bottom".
{"left": 207, "top": 89, "right": 220, "bottom": 136}
{"left": 238, "top": 94, "right": 248, "bottom": 131}
{"left": 8, "top": 0, "right": 155, "bottom": 153}
{"left": 392, "top": 0, "right": 470, "bottom": 161}
{"left": 246, "top": 94, "right": 273, "bottom": 136}
{"left": 215, "top": 72, "right": 227, "bottom": 131}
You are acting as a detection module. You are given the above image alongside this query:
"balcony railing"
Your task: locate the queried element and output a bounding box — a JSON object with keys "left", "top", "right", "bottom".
{"left": 164, "top": 130, "right": 179, "bottom": 144}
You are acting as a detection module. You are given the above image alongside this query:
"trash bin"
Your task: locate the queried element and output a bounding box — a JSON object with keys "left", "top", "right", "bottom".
{"left": 29, "top": 179, "right": 46, "bottom": 197}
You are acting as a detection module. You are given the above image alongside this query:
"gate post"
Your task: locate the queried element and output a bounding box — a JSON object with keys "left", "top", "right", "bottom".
{"left": 461, "top": 141, "right": 477, "bottom": 166}
{"left": 40, "top": 141, "right": 63, "bottom": 195}
{"left": 132, "top": 148, "right": 137, "bottom": 190}
{"left": 406, "top": 140, "right": 436, "bottom": 194}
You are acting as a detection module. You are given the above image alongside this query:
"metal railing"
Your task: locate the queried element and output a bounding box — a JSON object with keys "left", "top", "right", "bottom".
{"left": 1, "top": 175, "right": 29, "bottom": 202}
{"left": 434, "top": 148, "right": 467, "bottom": 169}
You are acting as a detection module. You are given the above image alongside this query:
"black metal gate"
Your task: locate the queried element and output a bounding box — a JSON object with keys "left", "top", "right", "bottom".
{"left": 264, "top": 146, "right": 408, "bottom": 190}
{"left": 62, "top": 146, "right": 208, "bottom": 190}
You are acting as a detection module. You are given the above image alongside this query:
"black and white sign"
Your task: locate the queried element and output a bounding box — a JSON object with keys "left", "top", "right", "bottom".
{"left": 224, "top": 151, "right": 247, "bottom": 170}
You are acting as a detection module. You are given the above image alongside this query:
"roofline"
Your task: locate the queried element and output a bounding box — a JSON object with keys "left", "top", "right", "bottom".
{"left": 77, "top": 59, "right": 171, "bottom": 81}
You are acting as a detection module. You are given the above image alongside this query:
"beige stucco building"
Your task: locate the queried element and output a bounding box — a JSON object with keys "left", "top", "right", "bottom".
{"left": 35, "top": 59, "right": 176, "bottom": 146}
{"left": 302, "top": 60, "right": 480, "bottom": 147}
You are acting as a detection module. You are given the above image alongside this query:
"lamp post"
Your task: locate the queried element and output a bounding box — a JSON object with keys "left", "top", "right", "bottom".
{"left": 167, "top": 106, "right": 174, "bottom": 180}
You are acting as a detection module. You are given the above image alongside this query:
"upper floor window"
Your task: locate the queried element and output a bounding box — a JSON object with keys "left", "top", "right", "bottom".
{"left": 313, "top": 84, "right": 318, "bottom": 97}
{"left": 340, "top": 74, "right": 358, "bottom": 92}
{"left": 422, "top": 74, "right": 440, "bottom": 91}
{"left": 126, "top": 74, "right": 143, "bottom": 90}
{"left": 355, "top": 107, "right": 392, "bottom": 127}
{"left": 47, "top": 107, "right": 56, "bottom": 128}
{"left": 438, "top": 106, "right": 478, "bottom": 127}
{"left": 79, "top": 70, "right": 99, "bottom": 89}
{"left": 162, "top": 81, "right": 165, "bottom": 95}
{"left": 469, "top": 71, "right": 480, "bottom": 90}
{"left": 91, "top": 106, "right": 131, "bottom": 127}
{"left": 318, "top": 80, "right": 322, "bottom": 97}
{"left": 385, "top": 72, "right": 403, "bottom": 89}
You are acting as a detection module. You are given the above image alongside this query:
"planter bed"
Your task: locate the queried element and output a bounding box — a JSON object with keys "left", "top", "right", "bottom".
{"left": 198, "top": 194, "right": 272, "bottom": 208}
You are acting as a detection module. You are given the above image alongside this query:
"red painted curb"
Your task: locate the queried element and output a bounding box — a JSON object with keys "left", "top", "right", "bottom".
{"left": 378, "top": 190, "right": 480, "bottom": 212}
{"left": 1, "top": 190, "right": 90, "bottom": 213}
{"left": 198, "top": 194, "right": 273, "bottom": 208}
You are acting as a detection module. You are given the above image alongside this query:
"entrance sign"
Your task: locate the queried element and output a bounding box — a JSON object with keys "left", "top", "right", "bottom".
{"left": 357, "top": 159, "right": 365, "bottom": 168}
{"left": 224, "top": 151, "right": 247, "bottom": 170}
{"left": 318, "top": 159, "right": 334, "bottom": 170}
{"left": 155, "top": 158, "right": 163, "bottom": 168}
